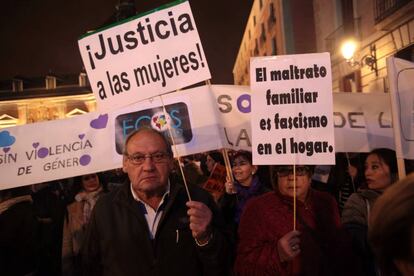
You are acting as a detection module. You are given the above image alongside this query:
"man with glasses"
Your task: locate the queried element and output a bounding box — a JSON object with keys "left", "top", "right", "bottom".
{"left": 81, "top": 128, "right": 228, "bottom": 276}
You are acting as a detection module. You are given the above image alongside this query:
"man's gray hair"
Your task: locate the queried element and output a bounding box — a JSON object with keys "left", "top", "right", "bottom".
{"left": 123, "top": 127, "right": 173, "bottom": 157}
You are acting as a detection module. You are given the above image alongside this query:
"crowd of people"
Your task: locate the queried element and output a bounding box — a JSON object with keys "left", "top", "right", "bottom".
{"left": 1, "top": 127, "right": 414, "bottom": 275}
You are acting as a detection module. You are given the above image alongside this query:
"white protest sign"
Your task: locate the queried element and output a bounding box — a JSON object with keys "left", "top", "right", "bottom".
{"left": 0, "top": 85, "right": 225, "bottom": 190}
{"left": 250, "top": 53, "right": 335, "bottom": 165}
{"left": 78, "top": 0, "right": 210, "bottom": 111}
{"left": 387, "top": 57, "right": 414, "bottom": 159}
{"left": 210, "top": 85, "right": 393, "bottom": 153}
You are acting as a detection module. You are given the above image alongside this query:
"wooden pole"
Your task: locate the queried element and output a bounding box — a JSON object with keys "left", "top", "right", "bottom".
{"left": 159, "top": 95, "right": 192, "bottom": 201}
{"left": 222, "top": 148, "right": 234, "bottom": 183}
{"left": 293, "top": 164, "right": 296, "bottom": 231}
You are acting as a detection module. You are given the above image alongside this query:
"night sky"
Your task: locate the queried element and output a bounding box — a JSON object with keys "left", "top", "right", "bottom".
{"left": 0, "top": 0, "right": 253, "bottom": 84}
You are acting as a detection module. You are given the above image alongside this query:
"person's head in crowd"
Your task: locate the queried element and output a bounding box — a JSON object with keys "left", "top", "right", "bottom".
{"left": 369, "top": 173, "right": 414, "bottom": 276}
{"left": 348, "top": 154, "right": 365, "bottom": 181}
{"left": 231, "top": 151, "right": 258, "bottom": 187}
{"left": 122, "top": 127, "right": 173, "bottom": 199}
{"left": 365, "top": 148, "right": 397, "bottom": 191}
{"left": 183, "top": 161, "right": 206, "bottom": 187}
{"left": 205, "top": 151, "right": 224, "bottom": 173}
{"left": 73, "top": 173, "right": 104, "bottom": 195}
{"left": 274, "top": 165, "right": 314, "bottom": 202}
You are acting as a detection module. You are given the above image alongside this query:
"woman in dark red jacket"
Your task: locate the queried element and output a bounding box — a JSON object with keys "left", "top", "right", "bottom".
{"left": 234, "top": 165, "right": 359, "bottom": 276}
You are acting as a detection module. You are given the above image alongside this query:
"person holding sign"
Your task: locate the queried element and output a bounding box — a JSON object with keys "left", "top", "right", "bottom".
{"left": 220, "top": 150, "right": 270, "bottom": 266}
{"left": 221, "top": 151, "right": 269, "bottom": 226}
{"left": 81, "top": 128, "right": 228, "bottom": 276}
{"left": 234, "top": 165, "right": 357, "bottom": 275}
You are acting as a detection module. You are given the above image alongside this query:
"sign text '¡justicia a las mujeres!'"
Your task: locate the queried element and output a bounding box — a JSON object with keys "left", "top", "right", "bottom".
{"left": 85, "top": 10, "right": 195, "bottom": 70}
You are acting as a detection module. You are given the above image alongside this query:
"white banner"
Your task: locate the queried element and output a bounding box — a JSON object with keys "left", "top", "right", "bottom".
{"left": 333, "top": 92, "right": 393, "bottom": 152}
{"left": 1, "top": 84, "right": 398, "bottom": 190}
{"left": 0, "top": 85, "right": 225, "bottom": 190}
{"left": 387, "top": 57, "right": 414, "bottom": 159}
{"left": 250, "top": 53, "right": 335, "bottom": 165}
{"left": 211, "top": 86, "right": 394, "bottom": 153}
{"left": 211, "top": 85, "right": 252, "bottom": 150}
{"left": 78, "top": 0, "right": 210, "bottom": 111}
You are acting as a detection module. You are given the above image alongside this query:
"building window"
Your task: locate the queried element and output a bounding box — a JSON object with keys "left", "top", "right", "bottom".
{"left": 374, "top": 0, "right": 412, "bottom": 23}
{"left": 253, "top": 15, "right": 256, "bottom": 26}
{"left": 341, "top": 0, "right": 355, "bottom": 36}
{"left": 254, "top": 39, "right": 259, "bottom": 56}
{"left": 260, "top": 0, "right": 263, "bottom": 9}
{"left": 341, "top": 71, "right": 361, "bottom": 92}
{"left": 395, "top": 44, "right": 414, "bottom": 62}
{"left": 46, "top": 76, "right": 56, "bottom": 90}
{"left": 260, "top": 23, "right": 266, "bottom": 44}
{"left": 248, "top": 29, "right": 251, "bottom": 39}
{"left": 12, "top": 79, "right": 23, "bottom": 92}
{"left": 271, "top": 37, "right": 277, "bottom": 55}
{"left": 268, "top": 2, "right": 276, "bottom": 29}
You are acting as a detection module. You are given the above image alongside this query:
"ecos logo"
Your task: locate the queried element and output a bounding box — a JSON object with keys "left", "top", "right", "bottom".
{"left": 115, "top": 102, "right": 193, "bottom": 154}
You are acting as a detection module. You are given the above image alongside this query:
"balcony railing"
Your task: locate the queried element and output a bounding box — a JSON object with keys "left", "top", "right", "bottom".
{"left": 374, "top": 0, "right": 412, "bottom": 23}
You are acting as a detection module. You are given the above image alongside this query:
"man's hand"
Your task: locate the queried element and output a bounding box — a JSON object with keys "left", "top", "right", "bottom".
{"left": 277, "top": 230, "right": 301, "bottom": 262}
{"left": 186, "top": 201, "right": 212, "bottom": 243}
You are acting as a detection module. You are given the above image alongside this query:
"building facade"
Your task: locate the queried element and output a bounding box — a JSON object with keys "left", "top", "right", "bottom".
{"left": 233, "top": 0, "right": 316, "bottom": 85}
{"left": 314, "top": 0, "right": 414, "bottom": 93}
{"left": 234, "top": 0, "right": 414, "bottom": 93}
{"left": 0, "top": 74, "right": 96, "bottom": 128}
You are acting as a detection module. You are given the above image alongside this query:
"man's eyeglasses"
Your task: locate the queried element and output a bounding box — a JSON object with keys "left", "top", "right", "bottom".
{"left": 125, "top": 152, "right": 171, "bottom": 165}
{"left": 276, "top": 166, "right": 310, "bottom": 177}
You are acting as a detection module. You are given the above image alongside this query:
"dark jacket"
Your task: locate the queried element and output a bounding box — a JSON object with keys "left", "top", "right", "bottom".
{"left": 0, "top": 197, "right": 40, "bottom": 276}
{"left": 234, "top": 190, "right": 359, "bottom": 276}
{"left": 81, "top": 180, "right": 229, "bottom": 276}
{"left": 341, "top": 189, "right": 382, "bottom": 276}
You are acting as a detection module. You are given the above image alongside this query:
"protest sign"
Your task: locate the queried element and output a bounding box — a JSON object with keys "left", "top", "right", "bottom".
{"left": 78, "top": 0, "right": 210, "bottom": 111}
{"left": 387, "top": 57, "right": 414, "bottom": 160}
{"left": 0, "top": 85, "right": 225, "bottom": 190}
{"left": 250, "top": 53, "right": 335, "bottom": 165}
{"left": 202, "top": 163, "right": 226, "bottom": 202}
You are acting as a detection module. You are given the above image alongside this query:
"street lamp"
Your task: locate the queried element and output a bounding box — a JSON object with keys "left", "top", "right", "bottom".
{"left": 340, "top": 39, "right": 378, "bottom": 76}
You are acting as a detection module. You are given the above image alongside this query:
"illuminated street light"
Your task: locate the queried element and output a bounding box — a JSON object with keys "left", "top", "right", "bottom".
{"left": 340, "top": 39, "right": 378, "bottom": 76}
{"left": 341, "top": 39, "right": 358, "bottom": 61}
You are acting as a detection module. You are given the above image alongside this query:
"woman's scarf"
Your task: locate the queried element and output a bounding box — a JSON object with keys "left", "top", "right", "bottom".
{"left": 234, "top": 175, "right": 262, "bottom": 224}
{"left": 75, "top": 187, "right": 103, "bottom": 224}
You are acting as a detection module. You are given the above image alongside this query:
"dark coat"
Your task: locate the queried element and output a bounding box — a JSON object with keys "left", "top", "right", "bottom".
{"left": 234, "top": 190, "right": 360, "bottom": 276}
{"left": 81, "top": 180, "right": 229, "bottom": 276}
{"left": 0, "top": 198, "right": 40, "bottom": 276}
